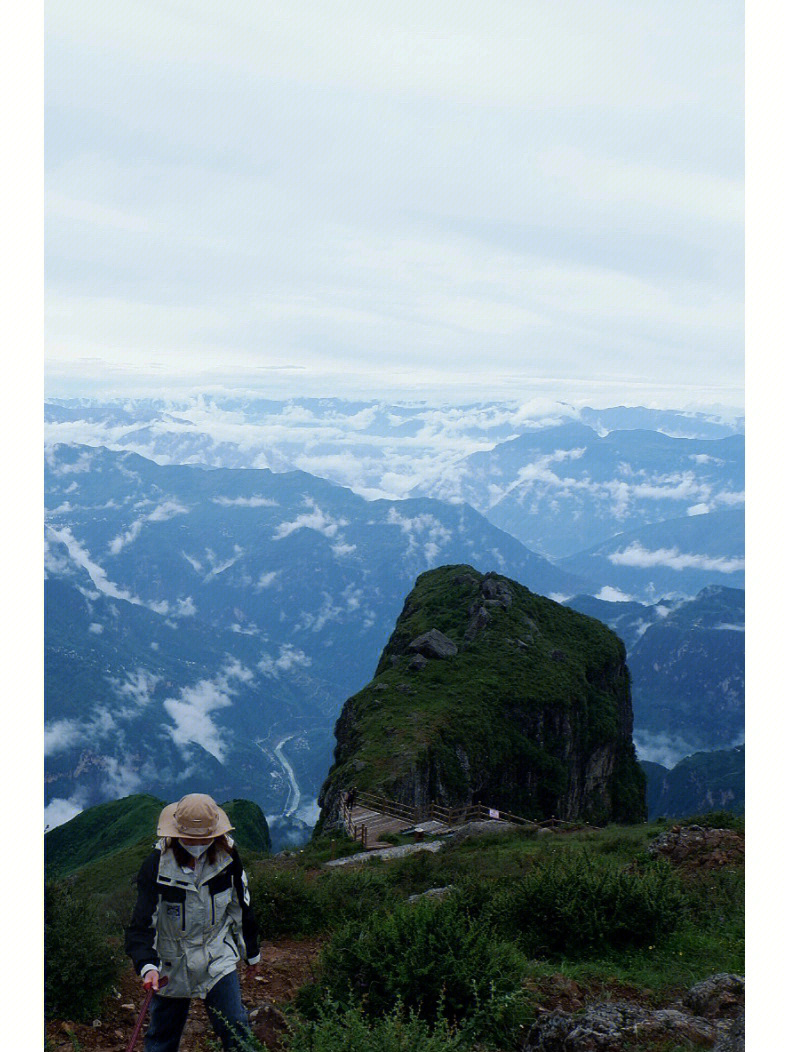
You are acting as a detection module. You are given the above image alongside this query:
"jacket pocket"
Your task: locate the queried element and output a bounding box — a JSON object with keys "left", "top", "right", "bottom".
{"left": 155, "top": 941, "right": 189, "bottom": 998}
{"left": 210, "top": 887, "right": 233, "bottom": 926}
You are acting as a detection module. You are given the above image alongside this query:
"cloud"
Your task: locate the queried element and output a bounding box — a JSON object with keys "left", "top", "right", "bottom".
{"left": 595, "top": 586, "right": 634, "bottom": 602}
{"left": 273, "top": 500, "right": 349, "bottom": 540}
{"left": 175, "top": 596, "right": 197, "bottom": 617}
{"left": 257, "top": 644, "right": 312, "bottom": 678}
{"left": 332, "top": 542, "right": 357, "bottom": 557}
{"left": 255, "top": 571, "right": 279, "bottom": 589}
{"left": 633, "top": 730, "right": 744, "bottom": 770}
{"left": 46, "top": 525, "right": 173, "bottom": 612}
{"left": 109, "top": 499, "right": 189, "bottom": 554}
{"left": 608, "top": 542, "right": 744, "bottom": 573}
{"left": 44, "top": 719, "right": 84, "bottom": 757}
{"left": 385, "top": 507, "right": 452, "bottom": 561}
{"left": 687, "top": 503, "right": 710, "bottom": 516}
{"left": 88, "top": 622, "right": 104, "bottom": 633}
{"left": 44, "top": 708, "right": 118, "bottom": 756}
{"left": 111, "top": 668, "right": 160, "bottom": 708}
{"left": 211, "top": 495, "right": 278, "bottom": 507}
{"left": 44, "top": 797, "right": 84, "bottom": 830}
{"left": 162, "top": 659, "right": 253, "bottom": 762}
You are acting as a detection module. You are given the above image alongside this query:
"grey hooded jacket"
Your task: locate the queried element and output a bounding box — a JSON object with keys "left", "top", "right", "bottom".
{"left": 125, "top": 838, "right": 260, "bottom": 998}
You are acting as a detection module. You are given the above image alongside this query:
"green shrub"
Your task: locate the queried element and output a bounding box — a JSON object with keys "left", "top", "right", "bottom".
{"left": 486, "top": 851, "right": 685, "bottom": 956}
{"left": 249, "top": 868, "right": 323, "bottom": 937}
{"left": 314, "top": 868, "right": 401, "bottom": 927}
{"left": 286, "top": 998, "right": 468, "bottom": 1052}
{"left": 45, "top": 881, "right": 122, "bottom": 1021}
{"left": 315, "top": 896, "right": 527, "bottom": 1026}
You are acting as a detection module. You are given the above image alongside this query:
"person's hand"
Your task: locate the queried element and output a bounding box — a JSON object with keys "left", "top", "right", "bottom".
{"left": 246, "top": 962, "right": 261, "bottom": 978}
{"left": 143, "top": 969, "right": 160, "bottom": 991}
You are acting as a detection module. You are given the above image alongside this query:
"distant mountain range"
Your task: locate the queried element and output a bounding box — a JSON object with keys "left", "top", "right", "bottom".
{"left": 640, "top": 745, "right": 744, "bottom": 820}
{"left": 45, "top": 443, "right": 584, "bottom": 828}
{"left": 44, "top": 399, "right": 745, "bottom": 831}
{"left": 566, "top": 586, "right": 744, "bottom": 765}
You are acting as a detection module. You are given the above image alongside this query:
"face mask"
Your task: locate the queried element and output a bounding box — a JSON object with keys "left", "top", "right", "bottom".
{"left": 178, "top": 839, "right": 210, "bottom": 858}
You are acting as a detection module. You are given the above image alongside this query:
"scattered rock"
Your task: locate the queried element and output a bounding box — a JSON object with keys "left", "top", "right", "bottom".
{"left": 408, "top": 654, "right": 429, "bottom": 671}
{"left": 407, "top": 885, "right": 455, "bottom": 903}
{"left": 481, "top": 574, "right": 513, "bottom": 607}
{"left": 408, "top": 628, "right": 458, "bottom": 659}
{"left": 713, "top": 1009, "right": 745, "bottom": 1052}
{"left": 374, "top": 683, "right": 389, "bottom": 691}
{"left": 523, "top": 1000, "right": 716, "bottom": 1051}
{"left": 450, "top": 820, "right": 519, "bottom": 840}
{"left": 551, "top": 649, "right": 566, "bottom": 662}
{"left": 648, "top": 826, "right": 744, "bottom": 869}
{"left": 396, "top": 684, "right": 414, "bottom": 694}
{"left": 684, "top": 974, "right": 744, "bottom": 1020}
{"left": 537, "top": 826, "right": 555, "bottom": 836}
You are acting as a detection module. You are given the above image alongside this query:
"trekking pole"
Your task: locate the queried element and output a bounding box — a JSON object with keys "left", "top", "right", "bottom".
{"left": 125, "top": 974, "right": 169, "bottom": 1052}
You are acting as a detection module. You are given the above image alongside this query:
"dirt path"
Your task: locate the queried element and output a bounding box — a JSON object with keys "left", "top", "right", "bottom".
{"left": 46, "top": 937, "right": 325, "bottom": 1052}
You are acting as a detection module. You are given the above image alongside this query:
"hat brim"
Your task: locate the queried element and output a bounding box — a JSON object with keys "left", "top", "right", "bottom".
{"left": 156, "top": 802, "right": 234, "bottom": 839}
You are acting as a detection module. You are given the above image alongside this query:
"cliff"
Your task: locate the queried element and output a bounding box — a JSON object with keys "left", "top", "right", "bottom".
{"left": 317, "top": 565, "right": 645, "bottom": 829}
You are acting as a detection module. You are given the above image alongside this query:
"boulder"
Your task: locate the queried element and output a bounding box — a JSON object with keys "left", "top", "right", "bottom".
{"left": 648, "top": 826, "right": 744, "bottom": 869}
{"left": 408, "top": 628, "right": 458, "bottom": 659}
{"left": 684, "top": 974, "right": 744, "bottom": 1019}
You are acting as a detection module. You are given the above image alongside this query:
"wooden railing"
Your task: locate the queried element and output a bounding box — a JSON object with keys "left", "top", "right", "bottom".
{"left": 350, "top": 791, "right": 553, "bottom": 831}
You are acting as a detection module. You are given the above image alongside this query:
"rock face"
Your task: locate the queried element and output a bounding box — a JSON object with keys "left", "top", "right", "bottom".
{"left": 317, "top": 565, "right": 645, "bottom": 830}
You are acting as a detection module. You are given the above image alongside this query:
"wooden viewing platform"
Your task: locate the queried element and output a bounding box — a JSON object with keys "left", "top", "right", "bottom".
{"left": 339, "top": 790, "right": 567, "bottom": 850}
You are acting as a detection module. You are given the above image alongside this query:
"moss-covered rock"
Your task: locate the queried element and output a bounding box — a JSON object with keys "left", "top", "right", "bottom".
{"left": 317, "top": 565, "right": 645, "bottom": 830}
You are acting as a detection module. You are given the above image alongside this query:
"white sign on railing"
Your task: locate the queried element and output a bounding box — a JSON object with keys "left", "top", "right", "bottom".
{"left": 489, "top": 808, "right": 500, "bottom": 819}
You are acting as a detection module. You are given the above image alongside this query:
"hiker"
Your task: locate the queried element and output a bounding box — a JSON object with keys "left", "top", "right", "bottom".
{"left": 345, "top": 786, "right": 357, "bottom": 811}
{"left": 125, "top": 793, "right": 261, "bottom": 1052}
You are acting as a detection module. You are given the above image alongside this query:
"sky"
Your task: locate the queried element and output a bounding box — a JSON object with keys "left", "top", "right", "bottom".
{"left": 44, "top": 0, "right": 744, "bottom": 407}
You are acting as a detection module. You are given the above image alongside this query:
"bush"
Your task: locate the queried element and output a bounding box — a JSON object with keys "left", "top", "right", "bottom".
{"left": 315, "top": 895, "right": 527, "bottom": 1026}
{"left": 45, "top": 881, "right": 122, "bottom": 1021}
{"left": 249, "top": 868, "right": 323, "bottom": 938}
{"left": 486, "top": 851, "right": 686, "bottom": 956}
{"left": 314, "top": 868, "right": 401, "bottom": 928}
{"left": 286, "top": 998, "right": 468, "bottom": 1052}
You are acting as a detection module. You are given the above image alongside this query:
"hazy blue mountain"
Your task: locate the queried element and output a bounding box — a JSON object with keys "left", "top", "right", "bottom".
{"left": 560, "top": 508, "right": 744, "bottom": 601}
{"left": 641, "top": 745, "right": 744, "bottom": 820}
{"left": 567, "top": 587, "right": 743, "bottom": 765}
{"left": 578, "top": 406, "right": 743, "bottom": 440}
{"left": 421, "top": 424, "right": 743, "bottom": 565}
{"left": 45, "top": 444, "right": 584, "bottom": 828}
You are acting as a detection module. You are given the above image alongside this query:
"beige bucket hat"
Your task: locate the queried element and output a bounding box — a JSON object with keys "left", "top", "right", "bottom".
{"left": 157, "top": 793, "right": 234, "bottom": 840}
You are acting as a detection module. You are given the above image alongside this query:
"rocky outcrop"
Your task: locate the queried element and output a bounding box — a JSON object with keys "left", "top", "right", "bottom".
{"left": 316, "top": 565, "right": 645, "bottom": 831}
{"left": 523, "top": 974, "right": 744, "bottom": 1052}
{"left": 648, "top": 825, "right": 745, "bottom": 869}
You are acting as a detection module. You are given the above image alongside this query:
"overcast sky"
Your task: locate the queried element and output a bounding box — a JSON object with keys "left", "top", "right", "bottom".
{"left": 45, "top": 1, "right": 743, "bottom": 407}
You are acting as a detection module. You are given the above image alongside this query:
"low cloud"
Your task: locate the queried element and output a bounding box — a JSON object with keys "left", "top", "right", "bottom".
{"left": 109, "top": 499, "right": 189, "bottom": 554}
{"left": 634, "top": 730, "right": 744, "bottom": 769}
{"left": 258, "top": 644, "right": 312, "bottom": 678}
{"left": 608, "top": 542, "right": 744, "bottom": 574}
{"left": 273, "top": 500, "right": 349, "bottom": 540}
{"left": 44, "top": 796, "right": 84, "bottom": 831}
{"left": 163, "top": 659, "right": 253, "bottom": 762}
{"left": 255, "top": 571, "right": 278, "bottom": 589}
{"left": 211, "top": 495, "right": 278, "bottom": 507}
{"left": 88, "top": 622, "right": 104, "bottom": 634}
{"left": 44, "top": 719, "right": 84, "bottom": 757}
{"left": 111, "top": 669, "right": 160, "bottom": 708}
{"left": 46, "top": 525, "right": 173, "bottom": 613}
{"left": 595, "top": 585, "right": 634, "bottom": 602}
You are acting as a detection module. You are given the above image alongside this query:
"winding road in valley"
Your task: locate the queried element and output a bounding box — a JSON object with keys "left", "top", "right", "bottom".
{"left": 273, "top": 735, "right": 301, "bottom": 817}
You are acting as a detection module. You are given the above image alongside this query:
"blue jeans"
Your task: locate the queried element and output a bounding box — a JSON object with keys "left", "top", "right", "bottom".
{"left": 144, "top": 970, "right": 252, "bottom": 1052}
